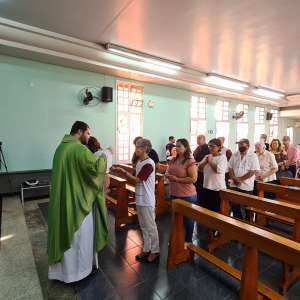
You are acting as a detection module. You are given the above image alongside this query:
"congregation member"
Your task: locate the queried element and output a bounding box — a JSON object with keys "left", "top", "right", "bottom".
{"left": 260, "top": 134, "right": 270, "bottom": 151}
{"left": 87, "top": 136, "right": 112, "bottom": 190}
{"left": 282, "top": 135, "right": 298, "bottom": 178}
{"left": 193, "top": 134, "right": 210, "bottom": 204}
{"left": 87, "top": 136, "right": 113, "bottom": 172}
{"left": 228, "top": 138, "right": 260, "bottom": 219}
{"left": 255, "top": 142, "right": 278, "bottom": 183}
{"left": 112, "top": 139, "right": 160, "bottom": 263}
{"left": 217, "top": 136, "right": 232, "bottom": 161}
{"left": 166, "top": 138, "right": 198, "bottom": 243}
{"left": 198, "top": 138, "right": 227, "bottom": 212}
{"left": 269, "top": 139, "right": 291, "bottom": 179}
{"left": 132, "top": 136, "right": 160, "bottom": 168}
{"left": 48, "top": 121, "right": 108, "bottom": 283}
{"left": 166, "top": 136, "right": 176, "bottom": 161}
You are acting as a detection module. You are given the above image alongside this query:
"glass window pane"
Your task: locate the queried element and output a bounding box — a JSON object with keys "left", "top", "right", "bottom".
{"left": 190, "top": 95, "right": 207, "bottom": 150}
{"left": 216, "top": 121, "right": 229, "bottom": 147}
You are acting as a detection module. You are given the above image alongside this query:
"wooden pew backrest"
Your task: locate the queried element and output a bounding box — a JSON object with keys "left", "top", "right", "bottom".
{"left": 256, "top": 182, "right": 300, "bottom": 204}
{"left": 280, "top": 177, "right": 300, "bottom": 188}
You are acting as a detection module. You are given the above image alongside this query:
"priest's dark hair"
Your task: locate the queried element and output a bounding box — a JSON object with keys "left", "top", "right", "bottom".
{"left": 70, "top": 121, "right": 89, "bottom": 135}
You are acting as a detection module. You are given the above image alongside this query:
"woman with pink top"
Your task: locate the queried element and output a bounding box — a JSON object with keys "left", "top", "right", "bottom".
{"left": 166, "top": 138, "right": 198, "bottom": 243}
{"left": 282, "top": 136, "right": 299, "bottom": 177}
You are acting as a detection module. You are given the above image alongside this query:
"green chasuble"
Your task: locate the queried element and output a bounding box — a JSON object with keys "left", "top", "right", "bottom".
{"left": 48, "top": 135, "right": 108, "bottom": 265}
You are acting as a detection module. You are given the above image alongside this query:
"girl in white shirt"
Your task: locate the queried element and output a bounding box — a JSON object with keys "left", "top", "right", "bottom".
{"left": 198, "top": 138, "right": 227, "bottom": 212}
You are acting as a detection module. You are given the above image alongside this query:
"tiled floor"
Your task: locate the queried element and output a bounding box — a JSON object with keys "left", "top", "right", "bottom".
{"left": 23, "top": 199, "right": 300, "bottom": 299}
{"left": 0, "top": 197, "right": 43, "bottom": 299}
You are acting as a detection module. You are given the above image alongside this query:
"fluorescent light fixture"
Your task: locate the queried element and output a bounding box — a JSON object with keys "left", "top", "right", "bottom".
{"left": 106, "top": 43, "right": 182, "bottom": 70}
{"left": 205, "top": 74, "right": 249, "bottom": 91}
{"left": 253, "top": 87, "right": 285, "bottom": 99}
{"left": 141, "top": 62, "right": 177, "bottom": 75}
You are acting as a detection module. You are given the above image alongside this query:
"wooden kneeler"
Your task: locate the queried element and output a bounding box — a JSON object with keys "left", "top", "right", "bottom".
{"left": 167, "top": 199, "right": 300, "bottom": 299}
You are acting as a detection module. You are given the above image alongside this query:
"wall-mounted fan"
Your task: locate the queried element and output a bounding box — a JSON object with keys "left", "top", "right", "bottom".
{"left": 232, "top": 111, "right": 244, "bottom": 120}
{"left": 78, "top": 87, "right": 101, "bottom": 106}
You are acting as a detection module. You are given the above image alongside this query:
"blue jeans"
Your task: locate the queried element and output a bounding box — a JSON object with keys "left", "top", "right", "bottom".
{"left": 170, "top": 195, "right": 198, "bottom": 242}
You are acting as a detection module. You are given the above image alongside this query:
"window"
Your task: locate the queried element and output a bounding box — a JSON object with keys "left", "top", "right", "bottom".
{"left": 117, "top": 81, "right": 144, "bottom": 163}
{"left": 190, "top": 95, "right": 207, "bottom": 150}
{"left": 215, "top": 100, "right": 229, "bottom": 147}
{"left": 254, "top": 106, "right": 265, "bottom": 143}
{"left": 287, "top": 127, "right": 294, "bottom": 144}
{"left": 269, "top": 109, "right": 279, "bottom": 141}
{"left": 236, "top": 103, "right": 249, "bottom": 142}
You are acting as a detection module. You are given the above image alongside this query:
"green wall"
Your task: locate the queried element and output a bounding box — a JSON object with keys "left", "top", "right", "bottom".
{"left": 0, "top": 54, "right": 297, "bottom": 172}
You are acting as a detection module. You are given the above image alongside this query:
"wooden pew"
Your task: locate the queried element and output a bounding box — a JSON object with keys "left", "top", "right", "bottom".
{"left": 254, "top": 182, "right": 300, "bottom": 293}
{"left": 167, "top": 199, "right": 300, "bottom": 300}
{"left": 106, "top": 174, "right": 138, "bottom": 230}
{"left": 213, "top": 190, "right": 300, "bottom": 294}
{"left": 280, "top": 177, "right": 300, "bottom": 188}
{"left": 256, "top": 182, "right": 300, "bottom": 205}
{"left": 253, "top": 182, "right": 300, "bottom": 228}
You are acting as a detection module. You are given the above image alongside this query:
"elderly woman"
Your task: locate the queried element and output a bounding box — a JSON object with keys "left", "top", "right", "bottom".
{"left": 255, "top": 142, "right": 278, "bottom": 183}
{"left": 112, "top": 139, "right": 160, "bottom": 263}
{"left": 132, "top": 136, "right": 160, "bottom": 169}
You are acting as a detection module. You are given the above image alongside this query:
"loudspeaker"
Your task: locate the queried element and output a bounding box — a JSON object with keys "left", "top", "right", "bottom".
{"left": 266, "top": 112, "right": 273, "bottom": 121}
{"left": 101, "top": 86, "right": 113, "bottom": 102}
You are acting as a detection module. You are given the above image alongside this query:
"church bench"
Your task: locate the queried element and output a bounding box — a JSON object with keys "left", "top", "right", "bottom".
{"left": 256, "top": 182, "right": 300, "bottom": 205}
{"left": 280, "top": 177, "right": 300, "bottom": 188}
{"left": 167, "top": 199, "right": 300, "bottom": 300}
{"left": 214, "top": 190, "right": 300, "bottom": 294}
{"left": 252, "top": 182, "right": 300, "bottom": 229}
{"left": 106, "top": 174, "right": 138, "bottom": 230}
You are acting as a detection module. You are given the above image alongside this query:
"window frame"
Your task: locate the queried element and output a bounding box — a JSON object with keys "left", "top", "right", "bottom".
{"left": 254, "top": 106, "right": 265, "bottom": 143}
{"left": 190, "top": 95, "right": 207, "bottom": 150}
{"left": 236, "top": 103, "right": 249, "bottom": 142}
{"left": 215, "top": 100, "right": 230, "bottom": 147}
{"left": 116, "top": 81, "right": 144, "bottom": 163}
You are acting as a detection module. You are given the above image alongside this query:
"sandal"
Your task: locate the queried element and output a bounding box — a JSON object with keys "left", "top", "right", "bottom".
{"left": 147, "top": 253, "right": 160, "bottom": 263}
{"left": 135, "top": 251, "right": 150, "bottom": 261}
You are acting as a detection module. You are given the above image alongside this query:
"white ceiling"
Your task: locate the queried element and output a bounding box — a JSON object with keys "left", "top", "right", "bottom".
{"left": 0, "top": 0, "right": 300, "bottom": 94}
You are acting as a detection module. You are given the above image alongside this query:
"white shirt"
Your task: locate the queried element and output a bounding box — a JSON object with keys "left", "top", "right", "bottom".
{"left": 94, "top": 148, "right": 113, "bottom": 173}
{"left": 228, "top": 151, "right": 260, "bottom": 191}
{"left": 256, "top": 150, "right": 278, "bottom": 182}
{"left": 135, "top": 158, "right": 156, "bottom": 207}
{"left": 203, "top": 154, "right": 227, "bottom": 191}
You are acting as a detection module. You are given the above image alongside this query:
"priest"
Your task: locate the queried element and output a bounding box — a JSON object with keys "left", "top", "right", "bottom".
{"left": 48, "top": 121, "right": 108, "bottom": 283}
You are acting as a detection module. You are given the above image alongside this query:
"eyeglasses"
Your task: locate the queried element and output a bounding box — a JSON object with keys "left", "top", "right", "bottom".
{"left": 208, "top": 144, "right": 218, "bottom": 148}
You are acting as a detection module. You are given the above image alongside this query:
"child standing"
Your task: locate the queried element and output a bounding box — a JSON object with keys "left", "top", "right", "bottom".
{"left": 113, "top": 138, "right": 160, "bottom": 263}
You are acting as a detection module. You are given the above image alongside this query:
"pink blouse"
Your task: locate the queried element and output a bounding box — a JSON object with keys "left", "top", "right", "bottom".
{"left": 168, "top": 157, "right": 197, "bottom": 197}
{"left": 286, "top": 144, "right": 299, "bottom": 166}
